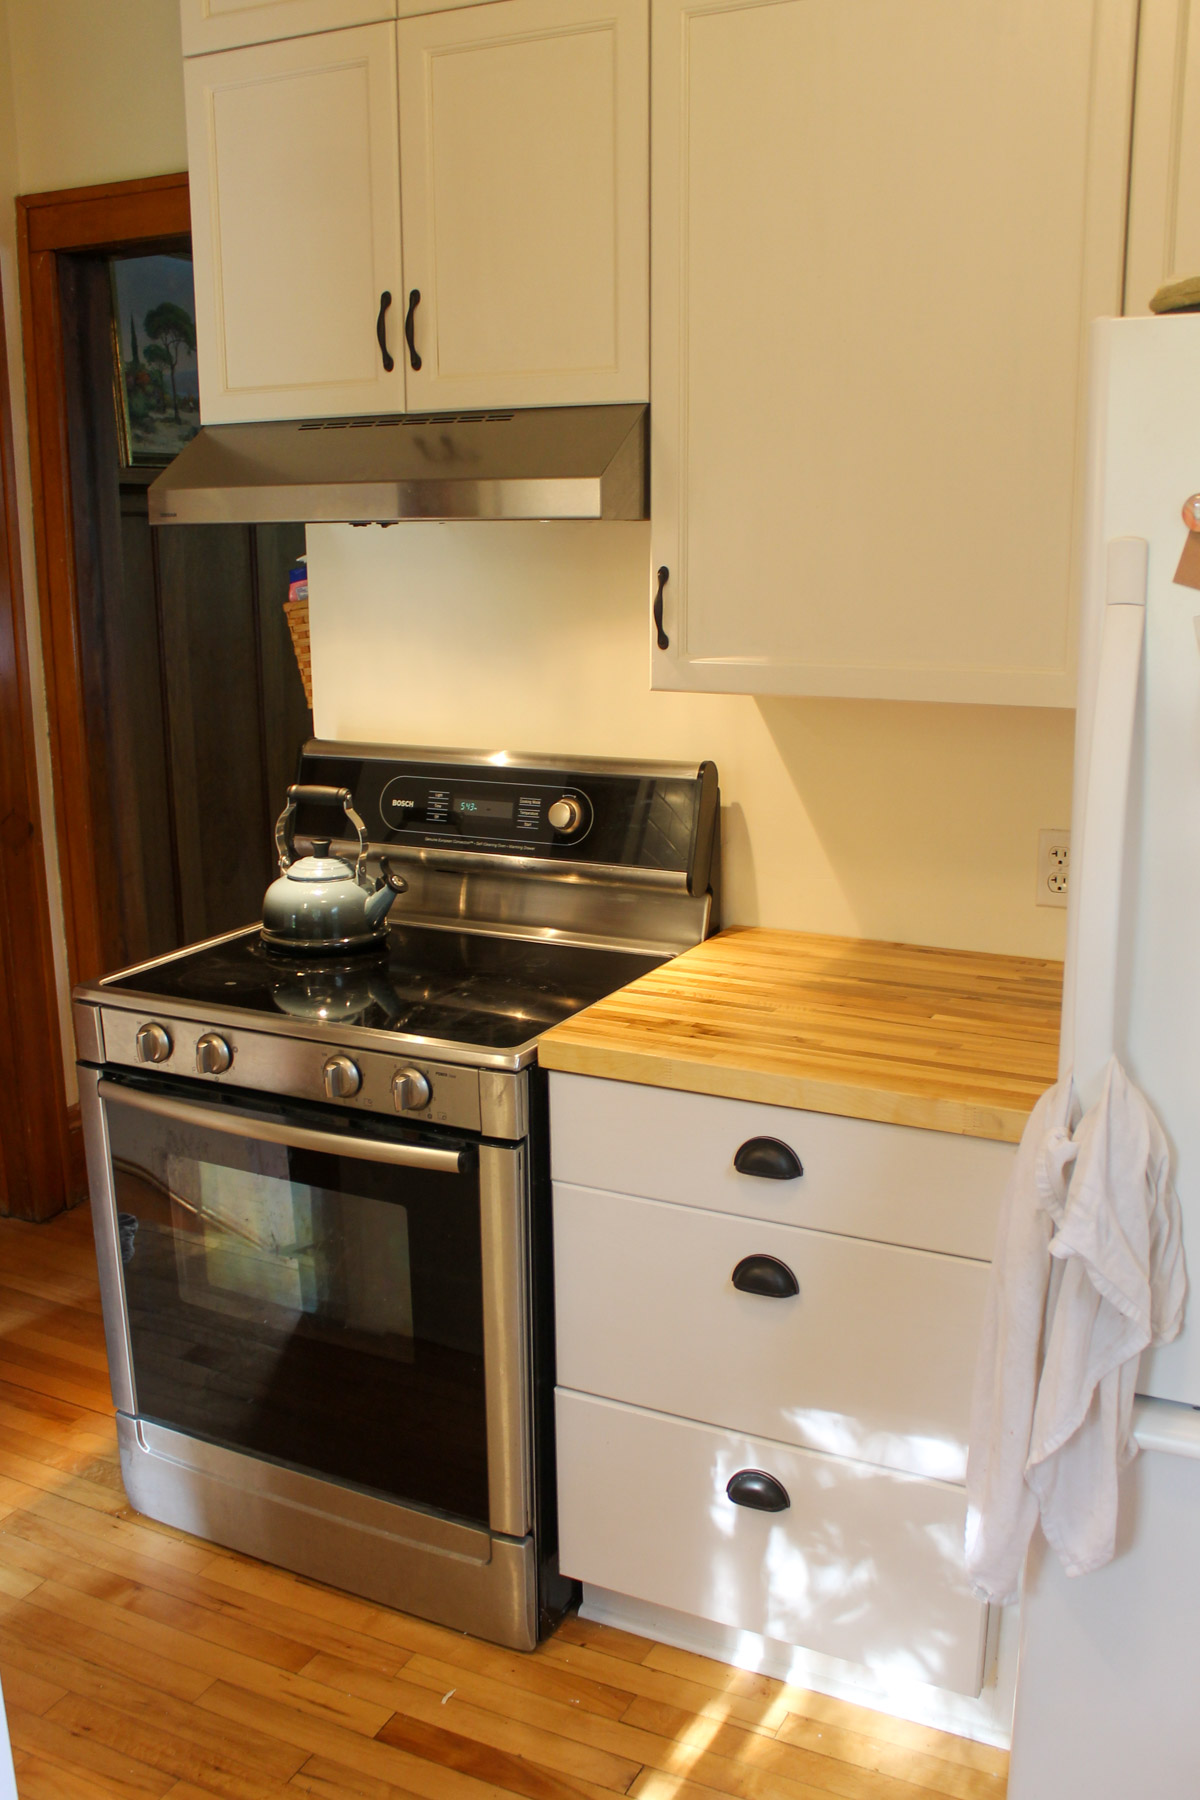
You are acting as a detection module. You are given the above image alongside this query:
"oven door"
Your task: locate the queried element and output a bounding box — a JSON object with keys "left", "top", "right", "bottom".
{"left": 82, "top": 1070, "right": 530, "bottom": 1541}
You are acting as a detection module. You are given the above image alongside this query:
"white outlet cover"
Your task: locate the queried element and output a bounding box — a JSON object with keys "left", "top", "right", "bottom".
{"left": 1037, "top": 827, "right": 1070, "bottom": 909}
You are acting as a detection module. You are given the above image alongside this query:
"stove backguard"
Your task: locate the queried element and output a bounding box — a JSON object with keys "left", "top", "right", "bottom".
{"left": 286, "top": 744, "right": 720, "bottom": 956}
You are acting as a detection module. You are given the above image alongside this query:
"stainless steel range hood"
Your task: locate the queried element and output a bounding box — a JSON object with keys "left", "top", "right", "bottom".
{"left": 148, "top": 404, "right": 647, "bottom": 524}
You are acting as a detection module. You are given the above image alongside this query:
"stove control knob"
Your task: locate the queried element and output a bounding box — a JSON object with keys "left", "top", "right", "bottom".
{"left": 323, "top": 1054, "right": 362, "bottom": 1101}
{"left": 393, "top": 1067, "right": 432, "bottom": 1112}
{"left": 135, "top": 1022, "right": 173, "bottom": 1065}
{"left": 548, "top": 796, "right": 583, "bottom": 835}
{"left": 195, "top": 1032, "right": 233, "bottom": 1076}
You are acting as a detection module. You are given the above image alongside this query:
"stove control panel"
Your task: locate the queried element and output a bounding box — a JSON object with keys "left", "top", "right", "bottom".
{"left": 93, "top": 1007, "right": 525, "bottom": 1138}
{"left": 378, "top": 774, "right": 593, "bottom": 850}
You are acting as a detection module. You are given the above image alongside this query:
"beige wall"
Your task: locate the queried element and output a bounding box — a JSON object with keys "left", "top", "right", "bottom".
{"left": 6, "top": 0, "right": 185, "bottom": 194}
{"left": 307, "top": 523, "right": 1075, "bottom": 959}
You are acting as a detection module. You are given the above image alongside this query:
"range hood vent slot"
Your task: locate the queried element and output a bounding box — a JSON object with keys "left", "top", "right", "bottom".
{"left": 297, "top": 412, "right": 517, "bottom": 429}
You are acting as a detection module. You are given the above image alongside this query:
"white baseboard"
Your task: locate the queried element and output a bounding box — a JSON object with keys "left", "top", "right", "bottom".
{"left": 579, "top": 1583, "right": 1017, "bottom": 1750}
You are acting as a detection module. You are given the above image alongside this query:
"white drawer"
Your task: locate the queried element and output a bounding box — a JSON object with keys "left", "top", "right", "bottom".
{"left": 549, "top": 1072, "right": 1013, "bottom": 1259}
{"left": 554, "top": 1184, "right": 987, "bottom": 1481}
{"left": 555, "top": 1389, "right": 988, "bottom": 1697}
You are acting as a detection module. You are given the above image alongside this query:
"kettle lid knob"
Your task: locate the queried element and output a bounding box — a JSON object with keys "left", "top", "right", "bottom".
{"left": 310, "top": 838, "right": 332, "bottom": 858}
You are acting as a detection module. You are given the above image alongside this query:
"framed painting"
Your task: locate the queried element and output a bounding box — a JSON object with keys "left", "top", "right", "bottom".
{"left": 110, "top": 252, "right": 200, "bottom": 465}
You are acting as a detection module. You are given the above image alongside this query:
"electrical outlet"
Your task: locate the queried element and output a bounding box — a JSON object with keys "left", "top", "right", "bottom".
{"left": 1037, "top": 828, "right": 1070, "bottom": 908}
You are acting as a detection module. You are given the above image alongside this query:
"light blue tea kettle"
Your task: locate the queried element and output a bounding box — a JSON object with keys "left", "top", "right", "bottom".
{"left": 261, "top": 784, "right": 407, "bottom": 954}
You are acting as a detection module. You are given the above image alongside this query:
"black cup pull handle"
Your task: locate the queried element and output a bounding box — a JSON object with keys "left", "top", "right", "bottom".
{"left": 405, "top": 289, "right": 422, "bottom": 371}
{"left": 733, "top": 1136, "right": 803, "bottom": 1181}
{"left": 653, "top": 566, "right": 669, "bottom": 649}
{"left": 376, "top": 291, "right": 395, "bottom": 372}
{"left": 726, "top": 1469, "right": 790, "bottom": 1513}
{"left": 732, "top": 1253, "right": 799, "bottom": 1299}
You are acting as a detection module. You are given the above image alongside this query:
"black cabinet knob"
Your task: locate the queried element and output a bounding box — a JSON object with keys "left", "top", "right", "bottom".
{"left": 726, "top": 1469, "right": 790, "bottom": 1512}
{"left": 731, "top": 1253, "right": 799, "bottom": 1298}
{"left": 734, "top": 1136, "right": 803, "bottom": 1180}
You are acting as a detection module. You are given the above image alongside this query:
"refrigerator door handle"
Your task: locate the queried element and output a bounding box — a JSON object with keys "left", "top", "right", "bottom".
{"left": 1065, "top": 536, "right": 1147, "bottom": 1105}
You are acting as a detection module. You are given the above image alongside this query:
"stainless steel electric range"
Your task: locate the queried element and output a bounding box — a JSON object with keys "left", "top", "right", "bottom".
{"left": 74, "top": 743, "right": 719, "bottom": 1651}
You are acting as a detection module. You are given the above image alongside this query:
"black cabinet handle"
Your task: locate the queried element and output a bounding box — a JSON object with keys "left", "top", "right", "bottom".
{"left": 732, "top": 1253, "right": 799, "bottom": 1298}
{"left": 653, "top": 566, "right": 669, "bottom": 649}
{"left": 726, "top": 1469, "right": 790, "bottom": 1513}
{"left": 734, "top": 1137, "right": 803, "bottom": 1181}
{"left": 405, "top": 289, "right": 422, "bottom": 371}
{"left": 376, "top": 291, "right": 395, "bottom": 372}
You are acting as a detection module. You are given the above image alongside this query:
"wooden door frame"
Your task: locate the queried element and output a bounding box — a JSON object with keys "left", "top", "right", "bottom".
{"left": 0, "top": 267, "right": 76, "bottom": 1217}
{"left": 17, "top": 173, "right": 190, "bottom": 1001}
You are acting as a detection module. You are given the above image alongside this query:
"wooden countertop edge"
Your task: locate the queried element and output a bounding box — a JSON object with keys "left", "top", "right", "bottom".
{"left": 538, "top": 1040, "right": 1033, "bottom": 1143}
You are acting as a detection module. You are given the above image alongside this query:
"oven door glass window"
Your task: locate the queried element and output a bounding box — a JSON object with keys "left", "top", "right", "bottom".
{"left": 106, "top": 1090, "right": 489, "bottom": 1527}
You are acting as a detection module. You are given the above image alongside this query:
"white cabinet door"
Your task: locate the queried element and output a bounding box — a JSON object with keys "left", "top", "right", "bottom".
{"left": 556, "top": 1389, "right": 989, "bottom": 1696}
{"left": 650, "top": 0, "right": 1138, "bottom": 704}
{"left": 1125, "top": 0, "right": 1200, "bottom": 313}
{"left": 554, "top": 1182, "right": 989, "bottom": 1480}
{"left": 549, "top": 1072, "right": 1014, "bottom": 1260}
{"left": 180, "top": 0, "right": 394, "bottom": 57}
{"left": 397, "top": 0, "right": 648, "bottom": 409}
{"left": 186, "top": 25, "right": 404, "bottom": 423}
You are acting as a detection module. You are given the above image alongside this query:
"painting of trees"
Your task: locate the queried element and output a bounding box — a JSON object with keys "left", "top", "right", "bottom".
{"left": 143, "top": 302, "right": 196, "bottom": 424}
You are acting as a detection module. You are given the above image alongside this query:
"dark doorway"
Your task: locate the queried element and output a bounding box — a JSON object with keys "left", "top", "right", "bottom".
{"left": 21, "top": 178, "right": 310, "bottom": 985}
{"left": 19, "top": 174, "right": 311, "bottom": 1215}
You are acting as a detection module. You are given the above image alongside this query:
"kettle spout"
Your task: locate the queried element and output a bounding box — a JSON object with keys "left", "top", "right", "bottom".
{"left": 364, "top": 857, "right": 408, "bottom": 931}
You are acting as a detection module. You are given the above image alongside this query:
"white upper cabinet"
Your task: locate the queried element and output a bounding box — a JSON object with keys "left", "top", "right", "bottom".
{"left": 649, "top": 0, "right": 1140, "bottom": 704}
{"left": 396, "top": 0, "right": 648, "bottom": 409}
{"left": 181, "top": 0, "right": 395, "bottom": 57}
{"left": 1125, "top": 0, "right": 1200, "bottom": 312}
{"left": 186, "top": 25, "right": 404, "bottom": 422}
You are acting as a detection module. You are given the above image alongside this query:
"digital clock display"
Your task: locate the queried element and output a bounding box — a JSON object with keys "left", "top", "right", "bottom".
{"left": 453, "top": 796, "right": 514, "bottom": 821}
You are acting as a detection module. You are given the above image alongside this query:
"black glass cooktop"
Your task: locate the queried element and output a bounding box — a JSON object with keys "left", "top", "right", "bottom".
{"left": 104, "top": 924, "right": 666, "bottom": 1051}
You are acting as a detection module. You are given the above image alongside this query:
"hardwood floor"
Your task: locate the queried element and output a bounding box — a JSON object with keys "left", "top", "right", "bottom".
{"left": 0, "top": 1205, "right": 1008, "bottom": 1800}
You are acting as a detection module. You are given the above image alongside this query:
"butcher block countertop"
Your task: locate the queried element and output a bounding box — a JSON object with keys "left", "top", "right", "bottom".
{"left": 539, "top": 928, "right": 1063, "bottom": 1143}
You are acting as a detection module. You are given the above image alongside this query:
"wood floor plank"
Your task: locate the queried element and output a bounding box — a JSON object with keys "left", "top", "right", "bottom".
{"left": 0, "top": 1657, "right": 66, "bottom": 1714}
{"left": 773, "top": 1718, "right": 1004, "bottom": 1798}
{"left": 15, "top": 1749, "right": 171, "bottom": 1800}
{"left": 0, "top": 1442, "right": 126, "bottom": 1513}
{"left": 555, "top": 1617, "right": 657, "bottom": 1667}
{"left": 44, "top": 1690, "right": 298, "bottom": 1800}
{"left": 374, "top": 1709, "right": 630, "bottom": 1800}
{"left": 0, "top": 1624, "right": 302, "bottom": 1781}
{"left": 0, "top": 1341, "right": 114, "bottom": 1411}
{"left": 541, "top": 1641, "right": 793, "bottom": 1734}
{"left": 303, "top": 1654, "right": 642, "bottom": 1792}
{"left": 0, "top": 1412, "right": 118, "bottom": 1479}
{"left": 0, "top": 1598, "right": 220, "bottom": 1702}
{"left": 7, "top": 1700, "right": 176, "bottom": 1795}
{"left": 776, "top": 1710, "right": 1006, "bottom": 1781}
{"left": 287, "top": 1753, "right": 468, "bottom": 1800}
{"left": 1, "top": 1508, "right": 413, "bottom": 1678}
{"left": 20, "top": 1577, "right": 397, "bottom": 1735}
{"left": 0, "top": 1559, "right": 42, "bottom": 1599}
{"left": 199, "top": 1679, "right": 588, "bottom": 1800}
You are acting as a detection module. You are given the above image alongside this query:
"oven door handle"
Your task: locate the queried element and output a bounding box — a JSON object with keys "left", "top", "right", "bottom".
{"left": 96, "top": 1080, "right": 472, "bottom": 1174}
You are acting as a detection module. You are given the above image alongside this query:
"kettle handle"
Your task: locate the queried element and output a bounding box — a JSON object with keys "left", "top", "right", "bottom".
{"left": 275, "top": 784, "right": 371, "bottom": 882}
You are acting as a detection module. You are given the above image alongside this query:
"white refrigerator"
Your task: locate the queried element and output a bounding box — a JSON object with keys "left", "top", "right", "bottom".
{"left": 1008, "top": 316, "right": 1200, "bottom": 1796}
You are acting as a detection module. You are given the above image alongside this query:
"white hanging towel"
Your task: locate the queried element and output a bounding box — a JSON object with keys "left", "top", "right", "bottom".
{"left": 965, "top": 1057, "right": 1186, "bottom": 1604}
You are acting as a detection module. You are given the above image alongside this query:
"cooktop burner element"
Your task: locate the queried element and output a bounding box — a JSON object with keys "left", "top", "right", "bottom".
{"left": 104, "top": 922, "right": 668, "bottom": 1053}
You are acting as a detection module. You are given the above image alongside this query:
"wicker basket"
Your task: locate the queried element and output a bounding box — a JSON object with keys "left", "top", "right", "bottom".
{"left": 284, "top": 593, "right": 313, "bottom": 708}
